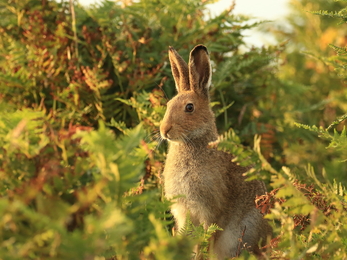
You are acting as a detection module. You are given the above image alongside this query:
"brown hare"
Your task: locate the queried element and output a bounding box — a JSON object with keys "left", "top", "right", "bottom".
{"left": 160, "top": 44, "right": 272, "bottom": 259}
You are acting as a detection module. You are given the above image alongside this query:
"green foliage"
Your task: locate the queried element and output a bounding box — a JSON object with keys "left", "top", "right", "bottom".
{"left": 178, "top": 217, "right": 222, "bottom": 260}
{"left": 295, "top": 121, "right": 347, "bottom": 161}
{"left": 266, "top": 164, "right": 347, "bottom": 260}
{"left": 263, "top": 1, "right": 347, "bottom": 259}
{"left": 0, "top": 109, "right": 195, "bottom": 259}
{"left": 0, "top": 0, "right": 281, "bottom": 258}
{"left": 311, "top": 2, "right": 347, "bottom": 81}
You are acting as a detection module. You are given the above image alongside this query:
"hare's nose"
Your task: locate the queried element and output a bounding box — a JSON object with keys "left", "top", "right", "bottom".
{"left": 161, "top": 125, "right": 172, "bottom": 139}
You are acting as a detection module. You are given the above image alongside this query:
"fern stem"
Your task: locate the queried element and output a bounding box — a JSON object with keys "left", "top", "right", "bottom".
{"left": 69, "top": 0, "right": 79, "bottom": 62}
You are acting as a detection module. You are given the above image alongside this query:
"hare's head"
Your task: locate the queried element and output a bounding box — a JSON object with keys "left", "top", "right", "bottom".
{"left": 160, "top": 45, "right": 218, "bottom": 146}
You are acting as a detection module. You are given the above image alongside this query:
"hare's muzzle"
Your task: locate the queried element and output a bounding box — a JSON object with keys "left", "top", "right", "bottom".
{"left": 160, "top": 124, "right": 172, "bottom": 140}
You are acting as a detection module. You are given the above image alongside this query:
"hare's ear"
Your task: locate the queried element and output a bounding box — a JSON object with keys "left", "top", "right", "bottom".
{"left": 188, "top": 45, "right": 211, "bottom": 96}
{"left": 168, "top": 46, "right": 190, "bottom": 92}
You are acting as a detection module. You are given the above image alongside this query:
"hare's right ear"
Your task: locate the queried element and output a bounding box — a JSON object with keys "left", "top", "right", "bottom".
{"left": 168, "top": 46, "right": 190, "bottom": 92}
{"left": 188, "top": 45, "right": 211, "bottom": 96}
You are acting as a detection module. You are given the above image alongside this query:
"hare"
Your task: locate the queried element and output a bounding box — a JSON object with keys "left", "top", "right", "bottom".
{"left": 160, "top": 45, "right": 272, "bottom": 259}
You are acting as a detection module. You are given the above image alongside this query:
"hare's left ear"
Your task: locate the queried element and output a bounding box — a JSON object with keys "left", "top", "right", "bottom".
{"left": 188, "top": 45, "right": 212, "bottom": 96}
{"left": 168, "top": 46, "right": 190, "bottom": 92}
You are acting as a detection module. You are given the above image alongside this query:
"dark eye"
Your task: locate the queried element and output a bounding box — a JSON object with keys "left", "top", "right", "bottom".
{"left": 185, "top": 103, "right": 194, "bottom": 112}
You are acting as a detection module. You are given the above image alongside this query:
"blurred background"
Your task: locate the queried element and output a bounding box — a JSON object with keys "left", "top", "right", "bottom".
{"left": 80, "top": 0, "right": 291, "bottom": 46}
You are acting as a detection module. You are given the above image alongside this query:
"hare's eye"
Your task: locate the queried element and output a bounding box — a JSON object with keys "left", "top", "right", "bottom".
{"left": 185, "top": 103, "right": 194, "bottom": 113}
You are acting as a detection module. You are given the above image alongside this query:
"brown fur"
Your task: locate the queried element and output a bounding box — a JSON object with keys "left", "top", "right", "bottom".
{"left": 160, "top": 45, "right": 272, "bottom": 259}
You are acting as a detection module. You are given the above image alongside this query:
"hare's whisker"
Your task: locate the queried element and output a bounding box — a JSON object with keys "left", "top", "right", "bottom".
{"left": 144, "top": 130, "right": 160, "bottom": 142}
{"left": 182, "top": 133, "right": 196, "bottom": 150}
{"left": 154, "top": 135, "right": 164, "bottom": 151}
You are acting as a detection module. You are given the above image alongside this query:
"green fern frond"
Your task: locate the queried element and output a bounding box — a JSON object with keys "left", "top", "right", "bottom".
{"left": 296, "top": 118, "right": 347, "bottom": 161}
{"left": 294, "top": 122, "right": 329, "bottom": 139}
{"left": 311, "top": 10, "right": 347, "bottom": 19}
{"left": 333, "top": 179, "right": 346, "bottom": 197}
{"left": 327, "top": 127, "right": 347, "bottom": 151}
{"left": 326, "top": 114, "right": 347, "bottom": 130}
{"left": 329, "top": 44, "right": 347, "bottom": 55}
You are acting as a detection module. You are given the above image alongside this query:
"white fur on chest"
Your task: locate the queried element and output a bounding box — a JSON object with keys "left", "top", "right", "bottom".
{"left": 163, "top": 147, "right": 228, "bottom": 228}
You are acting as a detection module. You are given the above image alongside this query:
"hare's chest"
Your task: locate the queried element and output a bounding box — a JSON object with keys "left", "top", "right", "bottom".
{"left": 163, "top": 159, "right": 217, "bottom": 201}
{"left": 163, "top": 165, "right": 196, "bottom": 199}
{"left": 163, "top": 147, "right": 227, "bottom": 201}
